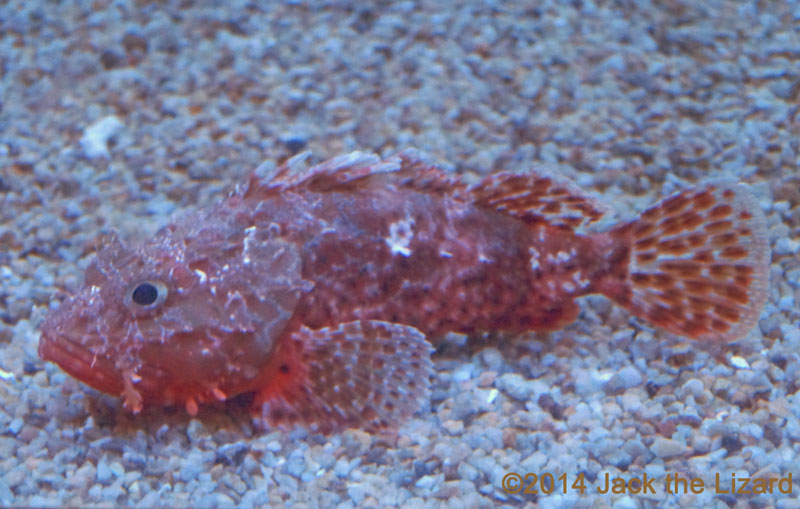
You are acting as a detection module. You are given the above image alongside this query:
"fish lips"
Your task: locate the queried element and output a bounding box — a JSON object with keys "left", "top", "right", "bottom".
{"left": 38, "top": 332, "right": 125, "bottom": 396}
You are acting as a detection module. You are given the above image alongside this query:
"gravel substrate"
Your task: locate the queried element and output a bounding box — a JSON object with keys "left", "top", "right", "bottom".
{"left": 2, "top": 0, "right": 800, "bottom": 507}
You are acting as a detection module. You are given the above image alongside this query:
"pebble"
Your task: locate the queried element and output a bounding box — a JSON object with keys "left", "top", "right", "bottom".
{"left": 777, "top": 294, "right": 794, "bottom": 311}
{"left": 780, "top": 324, "right": 800, "bottom": 345}
{"left": 573, "top": 369, "right": 600, "bottom": 396}
{"left": 623, "top": 439, "right": 647, "bottom": 459}
{"left": 285, "top": 449, "right": 305, "bottom": 478}
{"left": 96, "top": 457, "right": 112, "bottom": 484}
{"left": 8, "top": 418, "right": 23, "bottom": 436}
{"left": 451, "top": 363, "right": 475, "bottom": 383}
{"left": 650, "top": 437, "right": 687, "bottom": 459}
{"left": 334, "top": 457, "right": 361, "bottom": 478}
{"left": 730, "top": 356, "right": 750, "bottom": 369}
{"left": 282, "top": 133, "right": 309, "bottom": 154}
{"left": 0, "top": 481, "right": 13, "bottom": 506}
{"left": 678, "top": 379, "right": 704, "bottom": 400}
{"left": 495, "top": 373, "right": 532, "bottom": 401}
{"left": 347, "top": 482, "right": 368, "bottom": 506}
{"left": 80, "top": 116, "right": 124, "bottom": 159}
{"left": 178, "top": 451, "right": 207, "bottom": 483}
{"left": 478, "top": 348, "right": 504, "bottom": 372}
{"left": 615, "top": 496, "right": 638, "bottom": 509}
{"left": 774, "top": 237, "right": 800, "bottom": 255}
{"left": 186, "top": 420, "right": 207, "bottom": 443}
{"left": 604, "top": 366, "right": 643, "bottom": 393}
{"left": 414, "top": 473, "right": 443, "bottom": 492}
{"left": 442, "top": 419, "right": 464, "bottom": 435}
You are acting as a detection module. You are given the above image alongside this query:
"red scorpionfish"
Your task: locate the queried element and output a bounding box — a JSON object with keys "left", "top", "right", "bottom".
{"left": 39, "top": 150, "right": 770, "bottom": 433}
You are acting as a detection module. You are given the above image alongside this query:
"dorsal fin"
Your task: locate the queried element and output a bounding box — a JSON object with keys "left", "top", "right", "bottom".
{"left": 261, "top": 151, "right": 400, "bottom": 190}
{"left": 389, "top": 149, "right": 465, "bottom": 196}
{"left": 468, "top": 170, "right": 607, "bottom": 230}
{"left": 245, "top": 150, "right": 604, "bottom": 231}
{"left": 247, "top": 149, "right": 465, "bottom": 196}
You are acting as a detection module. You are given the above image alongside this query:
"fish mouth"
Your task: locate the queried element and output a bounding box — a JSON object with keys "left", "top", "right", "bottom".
{"left": 38, "top": 333, "right": 124, "bottom": 396}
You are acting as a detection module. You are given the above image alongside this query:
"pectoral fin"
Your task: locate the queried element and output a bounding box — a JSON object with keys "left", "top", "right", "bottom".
{"left": 252, "top": 320, "right": 434, "bottom": 434}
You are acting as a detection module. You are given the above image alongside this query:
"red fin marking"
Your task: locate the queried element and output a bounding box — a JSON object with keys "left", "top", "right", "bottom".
{"left": 253, "top": 320, "right": 434, "bottom": 434}
{"left": 603, "top": 180, "right": 769, "bottom": 342}
{"left": 469, "top": 171, "right": 607, "bottom": 230}
{"left": 393, "top": 149, "right": 465, "bottom": 195}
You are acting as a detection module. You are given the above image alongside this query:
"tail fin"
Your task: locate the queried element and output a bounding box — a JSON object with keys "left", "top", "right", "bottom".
{"left": 599, "top": 180, "right": 770, "bottom": 342}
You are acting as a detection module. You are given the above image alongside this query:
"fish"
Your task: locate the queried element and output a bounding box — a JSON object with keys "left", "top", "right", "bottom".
{"left": 38, "top": 149, "right": 770, "bottom": 433}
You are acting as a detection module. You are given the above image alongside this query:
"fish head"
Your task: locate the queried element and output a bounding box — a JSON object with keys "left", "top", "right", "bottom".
{"left": 39, "top": 219, "right": 308, "bottom": 414}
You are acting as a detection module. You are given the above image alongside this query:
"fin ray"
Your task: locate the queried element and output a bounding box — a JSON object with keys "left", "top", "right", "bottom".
{"left": 602, "top": 180, "right": 769, "bottom": 342}
{"left": 250, "top": 149, "right": 463, "bottom": 196}
{"left": 469, "top": 170, "right": 608, "bottom": 230}
{"left": 253, "top": 320, "right": 434, "bottom": 434}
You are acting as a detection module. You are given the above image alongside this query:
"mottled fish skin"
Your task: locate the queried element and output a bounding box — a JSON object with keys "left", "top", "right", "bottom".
{"left": 39, "top": 149, "right": 770, "bottom": 434}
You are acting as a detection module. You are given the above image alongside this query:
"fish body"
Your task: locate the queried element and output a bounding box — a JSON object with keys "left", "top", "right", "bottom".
{"left": 39, "top": 150, "right": 770, "bottom": 433}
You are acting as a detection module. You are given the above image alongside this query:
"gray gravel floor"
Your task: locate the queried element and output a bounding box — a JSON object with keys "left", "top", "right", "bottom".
{"left": 2, "top": 0, "right": 800, "bottom": 507}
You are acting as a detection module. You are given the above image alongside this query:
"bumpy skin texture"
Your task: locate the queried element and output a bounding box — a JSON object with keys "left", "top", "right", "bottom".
{"left": 39, "top": 150, "right": 770, "bottom": 433}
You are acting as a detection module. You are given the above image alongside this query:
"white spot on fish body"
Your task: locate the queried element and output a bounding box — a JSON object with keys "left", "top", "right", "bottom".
{"left": 385, "top": 215, "right": 415, "bottom": 257}
{"left": 243, "top": 226, "right": 257, "bottom": 264}
{"left": 194, "top": 269, "right": 207, "bottom": 283}
{"left": 528, "top": 247, "right": 541, "bottom": 270}
{"left": 572, "top": 271, "right": 590, "bottom": 289}
{"left": 545, "top": 250, "right": 574, "bottom": 265}
{"left": 554, "top": 250, "right": 572, "bottom": 263}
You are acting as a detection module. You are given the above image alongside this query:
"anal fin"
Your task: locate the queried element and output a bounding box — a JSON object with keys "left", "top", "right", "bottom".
{"left": 252, "top": 320, "right": 434, "bottom": 434}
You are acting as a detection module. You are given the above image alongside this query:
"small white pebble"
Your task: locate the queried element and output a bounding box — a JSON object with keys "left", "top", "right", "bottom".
{"left": 614, "top": 496, "right": 638, "bottom": 509}
{"left": 730, "top": 356, "right": 749, "bottom": 369}
{"left": 80, "top": 116, "right": 124, "bottom": 159}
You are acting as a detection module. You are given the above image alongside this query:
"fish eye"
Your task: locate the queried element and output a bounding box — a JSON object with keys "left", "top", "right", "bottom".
{"left": 124, "top": 280, "right": 168, "bottom": 311}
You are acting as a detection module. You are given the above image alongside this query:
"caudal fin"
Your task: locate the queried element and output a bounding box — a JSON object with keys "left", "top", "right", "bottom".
{"left": 600, "top": 180, "right": 770, "bottom": 342}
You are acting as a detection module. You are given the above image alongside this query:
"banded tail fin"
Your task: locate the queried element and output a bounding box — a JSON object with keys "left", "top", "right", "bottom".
{"left": 600, "top": 180, "right": 770, "bottom": 342}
